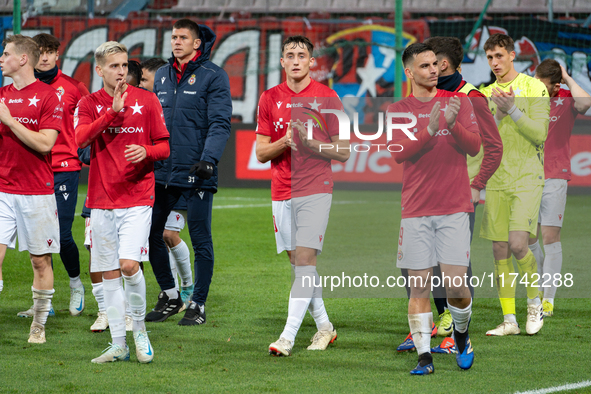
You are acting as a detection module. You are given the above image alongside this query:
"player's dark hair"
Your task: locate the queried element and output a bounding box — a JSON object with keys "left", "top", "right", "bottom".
{"left": 32, "top": 33, "right": 60, "bottom": 53}
{"left": 424, "top": 36, "right": 463, "bottom": 71}
{"left": 173, "top": 18, "right": 201, "bottom": 41}
{"left": 281, "top": 36, "right": 314, "bottom": 57}
{"left": 402, "top": 42, "right": 434, "bottom": 68}
{"left": 535, "top": 58, "right": 562, "bottom": 86}
{"left": 127, "top": 60, "right": 142, "bottom": 87}
{"left": 141, "top": 57, "right": 167, "bottom": 73}
{"left": 484, "top": 33, "right": 515, "bottom": 54}
{"left": 3, "top": 34, "right": 40, "bottom": 66}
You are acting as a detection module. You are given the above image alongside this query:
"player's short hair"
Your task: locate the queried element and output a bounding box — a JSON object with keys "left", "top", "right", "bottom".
{"left": 424, "top": 36, "right": 463, "bottom": 71}
{"left": 402, "top": 42, "right": 434, "bottom": 68}
{"left": 484, "top": 33, "right": 515, "bottom": 54}
{"left": 141, "top": 57, "right": 167, "bottom": 73}
{"left": 281, "top": 36, "right": 314, "bottom": 57}
{"left": 2, "top": 34, "right": 40, "bottom": 66}
{"left": 32, "top": 33, "right": 60, "bottom": 53}
{"left": 127, "top": 60, "right": 142, "bottom": 87}
{"left": 173, "top": 18, "right": 201, "bottom": 41}
{"left": 94, "top": 41, "right": 127, "bottom": 66}
{"left": 535, "top": 58, "right": 562, "bottom": 85}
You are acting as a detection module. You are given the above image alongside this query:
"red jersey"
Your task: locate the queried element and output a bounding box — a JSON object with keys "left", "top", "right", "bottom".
{"left": 48, "top": 69, "right": 90, "bottom": 172}
{"left": 0, "top": 80, "right": 63, "bottom": 195}
{"left": 387, "top": 89, "right": 481, "bottom": 219}
{"left": 75, "top": 85, "right": 169, "bottom": 209}
{"left": 256, "top": 80, "right": 341, "bottom": 200}
{"left": 545, "top": 89, "right": 578, "bottom": 181}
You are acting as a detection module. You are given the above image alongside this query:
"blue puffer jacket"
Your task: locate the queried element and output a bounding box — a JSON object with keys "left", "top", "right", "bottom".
{"left": 153, "top": 24, "right": 232, "bottom": 192}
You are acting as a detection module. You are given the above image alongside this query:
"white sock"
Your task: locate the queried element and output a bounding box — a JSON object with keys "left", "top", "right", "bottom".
{"left": 32, "top": 287, "right": 55, "bottom": 326}
{"left": 106, "top": 306, "right": 126, "bottom": 347}
{"left": 447, "top": 300, "right": 472, "bottom": 334}
{"left": 280, "top": 265, "right": 316, "bottom": 343}
{"left": 164, "top": 287, "right": 178, "bottom": 299}
{"left": 543, "top": 242, "right": 562, "bottom": 300}
{"left": 171, "top": 240, "right": 193, "bottom": 287}
{"left": 168, "top": 248, "right": 180, "bottom": 291}
{"left": 527, "top": 296, "right": 541, "bottom": 306}
{"left": 91, "top": 282, "right": 105, "bottom": 313}
{"left": 408, "top": 312, "right": 432, "bottom": 355}
{"left": 0, "top": 280, "right": 3, "bottom": 294}
{"left": 103, "top": 277, "right": 126, "bottom": 340}
{"left": 122, "top": 270, "right": 147, "bottom": 332}
{"left": 529, "top": 240, "right": 545, "bottom": 282}
{"left": 69, "top": 275, "right": 83, "bottom": 289}
{"left": 307, "top": 269, "right": 332, "bottom": 331}
{"left": 504, "top": 313, "right": 517, "bottom": 324}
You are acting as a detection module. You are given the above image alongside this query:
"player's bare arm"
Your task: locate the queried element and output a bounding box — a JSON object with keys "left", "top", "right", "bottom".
{"left": 0, "top": 102, "right": 58, "bottom": 155}
{"left": 561, "top": 66, "right": 591, "bottom": 114}
{"left": 112, "top": 79, "right": 128, "bottom": 113}
{"left": 293, "top": 119, "right": 349, "bottom": 162}
{"left": 255, "top": 127, "right": 297, "bottom": 163}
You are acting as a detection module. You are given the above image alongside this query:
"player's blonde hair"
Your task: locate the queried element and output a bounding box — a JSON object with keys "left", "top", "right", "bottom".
{"left": 2, "top": 34, "right": 40, "bottom": 66}
{"left": 94, "top": 41, "right": 127, "bottom": 65}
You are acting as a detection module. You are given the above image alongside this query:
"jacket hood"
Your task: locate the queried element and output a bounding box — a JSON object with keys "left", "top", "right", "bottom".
{"left": 168, "top": 24, "right": 216, "bottom": 65}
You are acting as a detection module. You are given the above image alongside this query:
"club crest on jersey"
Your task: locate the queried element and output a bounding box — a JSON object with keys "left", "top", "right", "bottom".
{"left": 188, "top": 74, "right": 196, "bottom": 85}
{"left": 28, "top": 95, "right": 40, "bottom": 107}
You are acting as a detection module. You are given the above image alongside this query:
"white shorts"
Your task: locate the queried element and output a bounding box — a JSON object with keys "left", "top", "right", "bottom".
{"left": 272, "top": 199, "right": 294, "bottom": 254}
{"left": 0, "top": 192, "right": 60, "bottom": 255}
{"left": 84, "top": 217, "right": 91, "bottom": 249}
{"left": 538, "top": 179, "right": 567, "bottom": 227}
{"left": 165, "top": 210, "right": 187, "bottom": 232}
{"left": 89, "top": 206, "right": 151, "bottom": 273}
{"left": 397, "top": 212, "right": 471, "bottom": 270}
{"left": 292, "top": 193, "right": 332, "bottom": 253}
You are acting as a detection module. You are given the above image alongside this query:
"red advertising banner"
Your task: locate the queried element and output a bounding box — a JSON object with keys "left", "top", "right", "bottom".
{"left": 236, "top": 129, "right": 591, "bottom": 187}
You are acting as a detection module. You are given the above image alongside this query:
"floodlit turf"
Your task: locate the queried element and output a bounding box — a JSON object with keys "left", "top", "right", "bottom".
{"left": 0, "top": 186, "right": 589, "bottom": 393}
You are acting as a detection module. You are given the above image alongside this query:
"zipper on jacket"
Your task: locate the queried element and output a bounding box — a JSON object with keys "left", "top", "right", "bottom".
{"left": 165, "top": 71, "right": 178, "bottom": 188}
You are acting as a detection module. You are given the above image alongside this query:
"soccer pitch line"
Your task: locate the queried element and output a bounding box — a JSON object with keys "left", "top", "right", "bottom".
{"left": 514, "top": 380, "right": 591, "bottom": 394}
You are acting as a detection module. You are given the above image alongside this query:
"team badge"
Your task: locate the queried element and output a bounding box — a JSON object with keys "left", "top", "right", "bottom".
{"left": 397, "top": 250, "right": 403, "bottom": 261}
{"left": 188, "top": 74, "right": 196, "bottom": 85}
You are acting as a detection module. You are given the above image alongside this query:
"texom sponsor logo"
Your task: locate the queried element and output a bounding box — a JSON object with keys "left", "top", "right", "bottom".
{"left": 14, "top": 117, "right": 38, "bottom": 125}
{"left": 311, "top": 109, "right": 416, "bottom": 153}
{"left": 105, "top": 126, "right": 144, "bottom": 133}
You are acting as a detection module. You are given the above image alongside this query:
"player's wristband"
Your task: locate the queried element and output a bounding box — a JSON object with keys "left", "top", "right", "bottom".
{"left": 509, "top": 106, "right": 524, "bottom": 123}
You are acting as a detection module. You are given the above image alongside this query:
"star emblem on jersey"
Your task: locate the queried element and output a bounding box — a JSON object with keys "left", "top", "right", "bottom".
{"left": 555, "top": 97, "right": 564, "bottom": 106}
{"left": 513, "top": 87, "right": 522, "bottom": 96}
{"left": 28, "top": 95, "right": 40, "bottom": 107}
{"left": 96, "top": 105, "right": 104, "bottom": 113}
{"left": 130, "top": 101, "right": 143, "bottom": 115}
{"left": 309, "top": 98, "right": 321, "bottom": 111}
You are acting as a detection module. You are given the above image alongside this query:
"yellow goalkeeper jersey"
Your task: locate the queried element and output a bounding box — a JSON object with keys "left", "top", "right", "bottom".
{"left": 480, "top": 73, "right": 549, "bottom": 190}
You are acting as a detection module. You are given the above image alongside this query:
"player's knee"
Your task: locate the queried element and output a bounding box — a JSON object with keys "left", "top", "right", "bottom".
{"left": 162, "top": 230, "right": 179, "bottom": 247}
{"left": 509, "top": 242, "right": 528, "bottom": 258}
{"left": 30, "top": 255, "right": 51, "bottom": 271}
{"left": 119, "top": 260, "right": 139, "bottom": 276}
{"left": 543, "top": 230, "right": 560, "bottom": 245}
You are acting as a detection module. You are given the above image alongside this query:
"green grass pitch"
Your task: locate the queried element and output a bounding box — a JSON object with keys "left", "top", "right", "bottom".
{"left": 0, "top": 185, "right": 589, "bottom": 393}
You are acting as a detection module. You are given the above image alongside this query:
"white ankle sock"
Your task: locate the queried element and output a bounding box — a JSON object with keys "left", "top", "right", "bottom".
{"left": 447, "top": 300, "right": 471, "bottom": 333}
{"left": 69, "top": 275, "right": 83, "bottom": 289}
{"left": 408, "top": 312, "right": 432, "bottom": 355}
{"left": 32, "top": 287, "right": 55, "bottom": 325}
{"left": 122, "top": 270, "right": 146, "bottom": 331}
{"left": 171, "top": 240, "right": 193, "bottom": 287}
{"left": 543, "top": 242, "right": 562, "bottom": 300}
{"left": 164, "top": 287, "right": 178, "bottom": 299}
{"left": 103, "top": 277, "right": 126, "bottom": 340}
{"left": 280, "top": 265, "right": 316, "bottom": 343}
{"left": 91, "top": 282, "right": 105, "bottom": 313}
{"left": 504, "top": 313, "right": 517, "bottom": 324}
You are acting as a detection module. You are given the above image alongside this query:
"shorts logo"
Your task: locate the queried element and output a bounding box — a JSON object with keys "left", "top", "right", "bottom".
{"left": 188, "top": 74, "right": 196, "bottom": 85}
{"left": 140, "top": 247, "right": 148, "bottom": 255}
{"left": 272, "top": 215, "right": 278, "bottom": 233}
{"left": 63, "top": 192, "right": 69, "bottom": 201}
{"left": 466, "top": 251, "right": 470, "bottom": 259}
{"left": 319, "top": 235, "right": 323, "bottom": 243}
{"left": 176, "top": 214, "right": 181, "bottom": 221}
{"left": 398, "top": 227, "right": 404, "bottom": 246}
{"left": 528, "top": 218, "right": 532, "bottom": 226}
{"left": 397, "top": 250, "right": 403, "bottom": 261}
{"left": 47, "top": 239, "right": 53, "bottom": 247}
{"left": 558, "top": 214, "right": 562, "bottom": 220}
{"left": 198, "top": 191, "right": 205, "bottom": 199}
{"left": 55, "top": 209, "right": 58, "bottom": 218}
